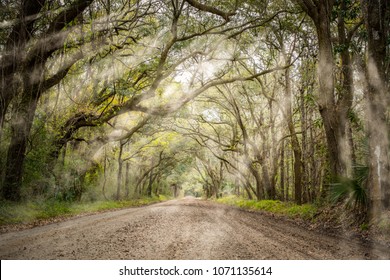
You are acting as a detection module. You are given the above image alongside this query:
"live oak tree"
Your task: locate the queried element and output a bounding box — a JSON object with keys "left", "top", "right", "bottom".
{"left": 1, "top": 0, "right": 94, "bottom": 201}
{"left": 360, "top": 0, "right": 390, "bottom": 217}
{"left": 293, "top": 0, "right": 352, "bottom": 179}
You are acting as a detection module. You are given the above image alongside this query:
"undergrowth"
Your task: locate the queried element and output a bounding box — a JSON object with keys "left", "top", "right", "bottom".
{"left": 0, "top": 195, "right": 168, "bottom": 226}
{"left": 216, "top": 196, "right": 317, "bottom": 220}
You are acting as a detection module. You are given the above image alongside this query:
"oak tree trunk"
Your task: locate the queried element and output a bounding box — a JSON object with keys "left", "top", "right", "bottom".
{"left": 361, "top": 0, "right": 390, "bottom": 216}
{"left": 2, "top": 78, "right": 40, "bottom": 201}
{"left": 295, "top": 0, "right": 349, "bottom": 179}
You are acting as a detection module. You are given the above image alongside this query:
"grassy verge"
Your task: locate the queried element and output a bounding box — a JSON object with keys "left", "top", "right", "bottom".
{"left": 216, "top": 196, "right": 317, "bottom": 220}
{"left": 0, "top": 195, "right": 169, "bottom": 226}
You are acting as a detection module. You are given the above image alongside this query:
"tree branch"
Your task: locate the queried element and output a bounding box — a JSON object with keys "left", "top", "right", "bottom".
{"left": 41, "top": 51, "right": 83, "bottom": 92}
{"left": 185, "top": 0, "right": 235, "bottom": 21}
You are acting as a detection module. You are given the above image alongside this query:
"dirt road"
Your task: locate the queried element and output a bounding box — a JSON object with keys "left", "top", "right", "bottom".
{"left": 0, "top": 198, "right": 388, "bottom": 259}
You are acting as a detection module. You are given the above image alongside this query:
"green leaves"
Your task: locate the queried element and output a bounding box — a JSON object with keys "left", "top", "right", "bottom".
{"left": 333, "top": 43, "right": 349, "bottom": 54}
{"left": 330, "top": 165, "right": 369, "bottom": 211}
{"left": 332, "top": 0, "right": 360, "bottom": 21}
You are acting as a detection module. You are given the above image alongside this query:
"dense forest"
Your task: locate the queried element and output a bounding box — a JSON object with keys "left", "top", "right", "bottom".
{"left": 0, "top": 0, "right": 389, "bottom": 227}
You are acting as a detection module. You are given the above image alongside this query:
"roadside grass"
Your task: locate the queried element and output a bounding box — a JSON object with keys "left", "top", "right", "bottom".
{"left": 0, "top": 195, "right": 169, "bottom": 226}
{"left": 216, "top": 196, "right": 317, "bottom": 220}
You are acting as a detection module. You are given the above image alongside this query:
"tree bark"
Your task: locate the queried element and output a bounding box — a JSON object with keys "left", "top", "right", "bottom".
{"left": 361, "top": 0, "right": 390, "bottom": 216}
{"left": 336, "top": 0, "right": 357, "bottom": 177}
{"left": 0, "top": 0, "right": 46, "bottom": 129}
{"left": 147, "top": 167, "right": 154, "bottom": 197}
{"left": 248, "top": 164, "right": 263, "bottom": 200}
{"left": 286, "top": 148, "right": 291, "bottom": 201}
{"left": 2, "top": 82, "right": 40, "bottom": 201}
{"left": 295, "top": 0, "right": 348, "bottom": 178}
{"left": 116, "top": 142, "right": 124, "bottom": 200}
{"left": 284, "top": 65, "right": 303, "bottom": 205}
{"left": 315, "top": 2, "right": 343, "bottom": 177}
{"left": 125, "top": 162, "right": 130, "bottom": 198}
{"left": 102, "top": 147, "right": 108, "bottom": 200}
{"left": 280, "top": 142, "right": 285, "bottom": 201}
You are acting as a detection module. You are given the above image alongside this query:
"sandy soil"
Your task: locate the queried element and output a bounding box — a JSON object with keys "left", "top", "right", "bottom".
{"left": 0, "top": 197, "right": 389, "bottom": 259}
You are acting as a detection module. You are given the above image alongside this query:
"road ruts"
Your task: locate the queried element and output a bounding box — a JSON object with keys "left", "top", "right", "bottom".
{"left": 0, "top": 197, "right": 389, "bottom": 259}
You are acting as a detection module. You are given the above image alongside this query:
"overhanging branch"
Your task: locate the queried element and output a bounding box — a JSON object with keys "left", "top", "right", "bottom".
{"left": 185, "top": 0, "right": 235, "bottom": 21}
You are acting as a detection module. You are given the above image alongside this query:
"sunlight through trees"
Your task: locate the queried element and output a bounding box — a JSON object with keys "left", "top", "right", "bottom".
{"left": 0, "top": 0, "right": 389, "bottom": 228}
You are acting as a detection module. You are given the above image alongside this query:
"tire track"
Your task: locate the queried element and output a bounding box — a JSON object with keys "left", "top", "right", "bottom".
{"left": 0, "top": 198, "right": 388, "bottom": 259}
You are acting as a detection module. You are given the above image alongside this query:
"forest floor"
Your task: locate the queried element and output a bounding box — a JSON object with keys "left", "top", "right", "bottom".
{"left": 0, "top": 197, "right": 389, "bottom": 259}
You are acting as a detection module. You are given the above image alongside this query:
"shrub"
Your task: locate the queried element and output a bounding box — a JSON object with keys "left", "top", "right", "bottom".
{"left": 329, "top": 165, "right": 369, "bottom": 211}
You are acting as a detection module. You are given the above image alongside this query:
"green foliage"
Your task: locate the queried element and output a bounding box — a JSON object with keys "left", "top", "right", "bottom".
{"left": 36, "top": 200, "right": 73, "bottom": 220}
{"left": 332, "top": 0, "right": 361, "bottom": 21}
{"left": 360, "top": 223, "right": 369, "bottom": 231}
{"left": 0, "top": 201, "right": 38, "bottom": 225}
{"left": 0, "top": 196, "right": 169, "bottom": 226}
{"left": 347, "top": 109, "right": 364, "bottom": 131}
{"left": 70, "top": 196, "right": 165, "bottom": 213}
{"left": 216, "top": 196, "right": 317, "bottom": 220}
{"left": 23, "top": 119, "right": 54, "bottom": 198}
{"left": 333, "top": 44, "right": 349, "bottom": 54}
{"left": 329, "top": 165, "right": 369, "bottom": 211}
{"left": 303, "top": 92, "right": 316, "bottom": 106}
{"left": 313, "top": 118, "right": 323, "bottom": 128}
{"left": 0, "top": 199, "right": 73, "bottom": 225}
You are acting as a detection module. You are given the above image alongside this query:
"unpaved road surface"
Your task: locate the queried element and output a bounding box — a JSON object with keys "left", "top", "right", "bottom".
{"left": 0, "top": 198, "right": 389, "bottom": 259}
